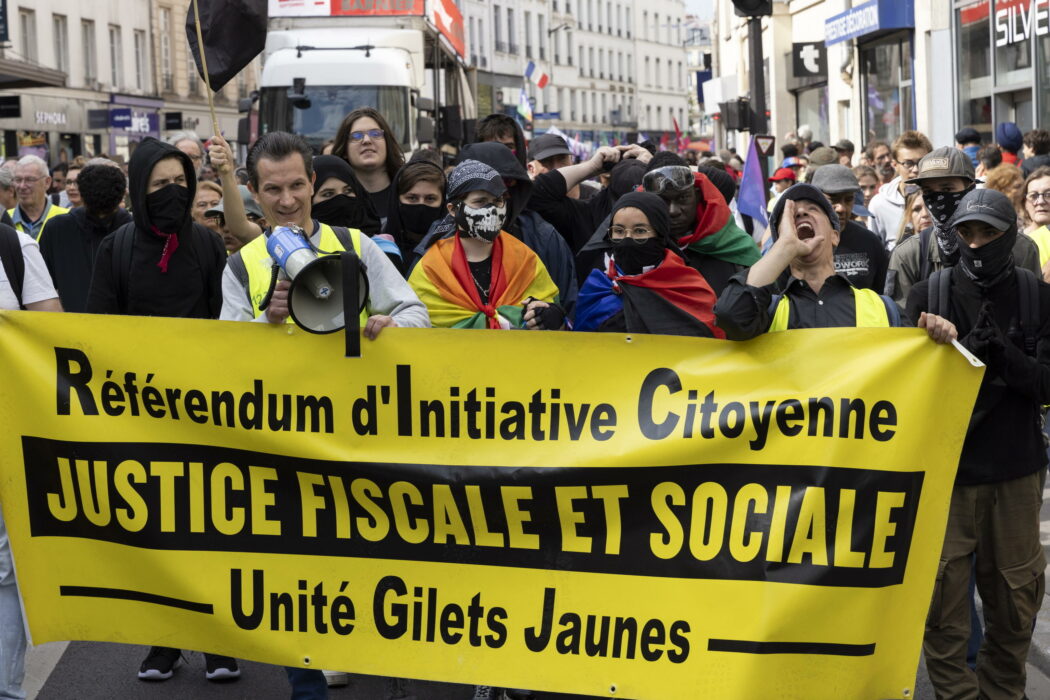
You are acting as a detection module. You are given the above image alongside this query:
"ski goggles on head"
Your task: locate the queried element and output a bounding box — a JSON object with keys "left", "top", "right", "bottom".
{"left": 642, "top": 166, "right": 694, "bottom": 195}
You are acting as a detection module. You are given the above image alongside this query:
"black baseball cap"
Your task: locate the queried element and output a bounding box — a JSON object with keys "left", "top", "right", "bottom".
{"left": 950, "top": 188, "right": 1016, "bottom": 232}
{"left": 528, "top": 134, "right": 572, "bottom": 162}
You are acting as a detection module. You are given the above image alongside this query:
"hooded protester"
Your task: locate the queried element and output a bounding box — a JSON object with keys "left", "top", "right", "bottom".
{"left": 409, "top": 159, "right": 561, "bottom": 329}
{"left": 909, "top": 187, "right": 1050, "bottom": 700}
{"left": 86, "top": 137, "right": 226, "bottom": 318}
{"left": 885, "top": 147, "right": 1039, "bottom": 307}
{"left": 311, "top": 155, "right": 382, "bottom": 235}
{"left": 715, "top": 183, "right": 905, "bottom": 338}
{"left": 411, "top": 141, "right": 579, "bottom": 315}
{"left": 574, "top": 192, "right": 722, "bottom": 337}
{"left": 640, "top": 165, "right": 761, "bottom": 295}
{"left": 475, "top": 113, "right": 528, "bottom": 170}
{"left": 529, "top": 143, "right": 651, "bottom": 253}
{"left": 39, "top": 162, "right": 133, "bottom": 312}
{"left": 382, "top": 160, "right": 446, "bottom": 272}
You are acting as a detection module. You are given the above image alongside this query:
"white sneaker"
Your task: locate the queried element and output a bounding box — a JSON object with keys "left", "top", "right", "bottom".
{"left": 323, "top": 670, "right": 349, "bottom": 687}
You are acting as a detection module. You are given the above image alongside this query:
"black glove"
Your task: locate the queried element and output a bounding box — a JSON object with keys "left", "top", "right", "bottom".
{"left": 961, "top": 302, "right": 1006, "bottom": 365}
{"left": 522, "top": 298, "right": 566, "bottom": 330}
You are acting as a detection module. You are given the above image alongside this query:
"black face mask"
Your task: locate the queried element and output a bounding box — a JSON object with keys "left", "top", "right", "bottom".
{"left": 313, "top": 195, "right": 379, "bottom": 233}
{"left": 612, "top": 238, "right": 665, "bottom": 275}
{"left": 399, "top": 203, "right": 443, "bottom": 239}
{"left": 957, "top": 227, "right": 1016, "bottom": 288}
{"left": 146, "top": 184, "right": 190, "bottom": 235}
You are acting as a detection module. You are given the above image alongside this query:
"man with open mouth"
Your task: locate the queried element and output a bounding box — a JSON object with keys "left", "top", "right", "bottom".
{"left": 714, "top": 183, "right": 906, "bottom": 338}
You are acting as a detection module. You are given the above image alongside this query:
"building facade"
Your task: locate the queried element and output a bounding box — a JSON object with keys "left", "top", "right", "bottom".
{"left": 462, "top": 0, "right": 690, "bottom": 147}
{"left": 0, "top": 0, "right": 257, "bottom": 165}
{"left": 707, "top": 0, "right": 957, "bottom": 159}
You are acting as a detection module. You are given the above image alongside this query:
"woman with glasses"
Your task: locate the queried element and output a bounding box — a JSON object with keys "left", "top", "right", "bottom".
{"left": 409, "top": 159, "right": 562, "bottom": 330}
{"left": 331, "top": 107, "right": 405, "bottom": 226}
{"left": 1022, "top": 167, "right": 1050, "bottom": 279}
{"left": 574, "top": 192, "right": 722, "bottom": 337}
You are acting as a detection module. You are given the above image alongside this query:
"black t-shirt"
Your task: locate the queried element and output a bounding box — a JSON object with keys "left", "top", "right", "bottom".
{"left": 834, "top": 220, "right": 888, "bottom": 292}
{"left": 367, "top": 184, "right": 393, "bottom": 225}
{"left": 468, "top": 258, "right": 492, "bottom": 303}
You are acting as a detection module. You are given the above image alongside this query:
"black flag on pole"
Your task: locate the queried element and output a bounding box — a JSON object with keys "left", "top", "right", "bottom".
{"left": 185, "top": 0, "right": 268, "bottom": 92}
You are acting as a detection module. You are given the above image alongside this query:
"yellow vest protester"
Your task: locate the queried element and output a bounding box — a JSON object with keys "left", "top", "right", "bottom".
{"left": 0, "top": 312, "right": 983, "bottom": 699}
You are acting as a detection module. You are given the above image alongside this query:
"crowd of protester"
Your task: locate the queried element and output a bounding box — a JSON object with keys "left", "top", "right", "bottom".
{"left": 2, "top": 113, "right": 1050, "bottom": 700}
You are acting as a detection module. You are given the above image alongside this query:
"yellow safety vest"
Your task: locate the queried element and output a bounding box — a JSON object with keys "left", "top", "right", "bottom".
{"left": 238, "top": 223, "right": 369, "bottom": 326}
{"left": 10, "top": 203, "right": 68, "bottom": 241}
{"left": 769, "top": 287, "right": 890, "bottom": 332}
{"left": 1029, "top": 225, "right": 1050, "bottom": 269}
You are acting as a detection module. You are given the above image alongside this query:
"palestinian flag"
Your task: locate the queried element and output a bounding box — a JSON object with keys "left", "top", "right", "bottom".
{"left": 574, "top": 249, "right": 724, "bottom": 338}
{"left": 409, "top": 233, "right": 558, "bottom": 329}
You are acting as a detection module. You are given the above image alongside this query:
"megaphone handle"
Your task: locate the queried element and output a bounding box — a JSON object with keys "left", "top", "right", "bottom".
{"left": 342, "top": 250, "right": 361, "bottom": 358}
{"left": 257, "top": 264, "right": 281, "bottom": 311}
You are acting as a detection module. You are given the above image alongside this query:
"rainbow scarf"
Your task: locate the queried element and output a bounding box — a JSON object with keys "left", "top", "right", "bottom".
{"left": 409, "top": 233, "right": 559, "bottom": 328}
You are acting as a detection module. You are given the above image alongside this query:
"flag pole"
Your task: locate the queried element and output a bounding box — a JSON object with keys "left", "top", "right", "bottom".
{"left": 191, "top": 0, "right": 221, "bottom": 138}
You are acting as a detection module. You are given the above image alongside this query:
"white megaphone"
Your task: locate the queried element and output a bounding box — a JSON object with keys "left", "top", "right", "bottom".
{"left": 263, "top": 225, "right": 368, "bottom": 335}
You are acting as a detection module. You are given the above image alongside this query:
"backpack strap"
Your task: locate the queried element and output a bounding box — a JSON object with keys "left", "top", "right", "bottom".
{"left": 918, "top": 226, "right": 933, "bottom": 281}
{"left": 227, "top": 250, "right": 252, "bottom": 309}
{"left": 927, "top": 268, "right": 951, "bottom": 319}
{"left": 879, "top": 294, "right": 902, "bottom": 327}
{"left": 1016, "top": 266, "right": 1039, "bottom": 356}
{"left": 0, "top": 224, "right": 25, "bottom": 309}
{"left": 110, "top": 224, "right": 136, "bottom": 315}
{"left": 330, "top": 225, "right": 352, "bottom": 251}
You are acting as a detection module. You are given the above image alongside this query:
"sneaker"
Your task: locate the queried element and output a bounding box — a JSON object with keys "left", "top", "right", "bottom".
{"left": 323, "top": 670, "right": 349, "bottom": 687}
{"left": 137, "top": 646, "right": 183, "bottom": 681}
{"left": 204, "top": 653, "right": 241, "bottom": 681}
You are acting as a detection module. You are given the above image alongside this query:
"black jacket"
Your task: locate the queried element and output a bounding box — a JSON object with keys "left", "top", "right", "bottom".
{"left": 908, "top": 267, "right": 1050, "bottom": 485}
{"left": 86, "top": 138, "right": 225, "bottom": 318}
{"left": 39, "top": 206, "right": 132, "bottom": 313}
{"left": 1022, "top": 153, "right": 1050, "bottom": 178}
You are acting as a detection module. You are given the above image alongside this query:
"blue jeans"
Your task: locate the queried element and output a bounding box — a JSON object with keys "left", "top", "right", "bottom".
{"left": 0, "top": 508, "right": 26, "bottom": 700}
{"left": 285, "top": 667, "right": 328, "bottom": 700}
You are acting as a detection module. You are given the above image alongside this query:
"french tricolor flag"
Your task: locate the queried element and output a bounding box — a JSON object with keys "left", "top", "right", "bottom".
{"left": 524, "top": 61, "right": 550, "bottom": 89}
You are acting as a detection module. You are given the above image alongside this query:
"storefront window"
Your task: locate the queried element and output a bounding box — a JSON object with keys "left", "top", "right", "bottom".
{"left": 994, "top": 0, "right": 1033, "bottom": 85}
{"left": 1039, "top": 11, "right": 1050, "bottom": 129}
{"left": 957, "top": 1, "right": 992, "bottom": 135}
{"left": 861, "top": 34, "right": 913, "bottom": 144}
{"left": 795, "top": 87, "right": 829, "bottom": 145}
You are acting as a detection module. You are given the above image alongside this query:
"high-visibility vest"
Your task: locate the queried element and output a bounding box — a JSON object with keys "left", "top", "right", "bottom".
{"left": 1029, "top": 225, "right": 1050, "bottom": 269}
{"left": 10, "top": 203, "right": 68, "bottom": 240}
{"left": 238, "top": 223, "right": 369, "bottom": 325}
{"left": 768, "top": 286, "right": 890, "bottom": 331}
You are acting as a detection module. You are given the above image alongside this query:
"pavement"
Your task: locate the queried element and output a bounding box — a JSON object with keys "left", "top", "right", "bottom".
{"left": 20, "top": 481, "right": 1050, "bottom": 699}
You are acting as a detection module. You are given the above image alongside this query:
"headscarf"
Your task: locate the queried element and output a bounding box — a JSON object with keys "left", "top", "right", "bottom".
{"left": 609, "top": 192, "right": 675, "bottom": 248}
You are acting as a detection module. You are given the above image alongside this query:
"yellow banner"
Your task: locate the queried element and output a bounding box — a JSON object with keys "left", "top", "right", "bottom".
{"left": 0, "top": 312, "right": 983, "bottom": 699}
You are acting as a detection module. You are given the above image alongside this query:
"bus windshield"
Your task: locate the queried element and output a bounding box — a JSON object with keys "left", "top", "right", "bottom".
{"left": 259, "top": 85, "right": 410, "bottom": 152}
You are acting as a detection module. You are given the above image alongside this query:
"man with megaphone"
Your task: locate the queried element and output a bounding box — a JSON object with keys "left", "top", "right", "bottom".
{"left": 219, "top": 131, "right": 429, "bottom": 336}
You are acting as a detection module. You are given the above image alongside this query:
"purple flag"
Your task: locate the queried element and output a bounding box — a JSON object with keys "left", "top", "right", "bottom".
{"left": 737, "top": 139, "right": 769, "bottom": 229}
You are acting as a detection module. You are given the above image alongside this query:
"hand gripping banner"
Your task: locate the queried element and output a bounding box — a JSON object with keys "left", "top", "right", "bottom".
{"left": 0, "top": 312, "right": 983, "bottom": 699}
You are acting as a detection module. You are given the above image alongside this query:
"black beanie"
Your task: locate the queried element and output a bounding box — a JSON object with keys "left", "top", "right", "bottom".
{"left": 769, "top": 183, "right": 839, "bottom": 240}
{"left": 698, "top": 166, "right": 736, "bottom": 206}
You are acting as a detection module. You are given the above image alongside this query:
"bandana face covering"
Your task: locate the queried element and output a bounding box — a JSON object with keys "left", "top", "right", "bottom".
{"left": 926, "top": 185, "right": 975, "bottom": 263}
{"left": 456, "top": 201, "right": 507, "bottom": 242}
{"left": 611, "top": 238, "right": 665, "bottom": 275}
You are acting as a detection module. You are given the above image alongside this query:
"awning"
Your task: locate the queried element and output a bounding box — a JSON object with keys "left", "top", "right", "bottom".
{"left": 0, "top": 57, "right": 66, "bottom": 89}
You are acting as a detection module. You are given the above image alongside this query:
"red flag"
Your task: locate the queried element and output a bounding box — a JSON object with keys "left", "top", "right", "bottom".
{"left": 672, "top": 117, "right": 687, "bottom": 154}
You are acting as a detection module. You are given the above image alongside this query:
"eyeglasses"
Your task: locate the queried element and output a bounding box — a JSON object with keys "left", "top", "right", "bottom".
{"left": 13, "top": 176, "right": 42, "bottom": 185}
{"left": 350, "top": 129, "right": 384, "bottom": 142}
{"left": 642, "top": 166, "right": 693, "bottom": 194}
{"left": 1026, "top": 191, "right": 1050, "bottom": 203}
{"left": 897, "top": 160, "right": 921, "bottom": 170}
{"left": 609, "top": 226, "right": 655, "bottom": 240}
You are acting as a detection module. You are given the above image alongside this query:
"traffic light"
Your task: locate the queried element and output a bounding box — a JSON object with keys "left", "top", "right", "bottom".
{"left": 733, "top": 0, "right": 773, "bottom": 17}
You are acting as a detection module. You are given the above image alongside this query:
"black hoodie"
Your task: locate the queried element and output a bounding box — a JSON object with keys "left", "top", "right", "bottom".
{"left": 410, "top": 141, "right": 579, "bottom": 314}
{"left": 86, "top": 138, "right": 226, "bottom": 317}
{"left": 40, "top": 206, "right": 133, "bottom": 313}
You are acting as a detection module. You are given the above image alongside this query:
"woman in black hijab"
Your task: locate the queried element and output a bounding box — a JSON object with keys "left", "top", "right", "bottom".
{"left": 574, "top": 192, "right": 723, "bottom": 337}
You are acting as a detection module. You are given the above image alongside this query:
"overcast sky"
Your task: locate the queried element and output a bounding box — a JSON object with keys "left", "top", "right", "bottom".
{"left": 686, "top": 0, "right": 714, "bottom": 19}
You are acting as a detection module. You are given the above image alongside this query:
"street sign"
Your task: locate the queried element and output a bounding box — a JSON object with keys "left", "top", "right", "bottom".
{"left": 792, "top": 42, "right": 827, "bottom": 78}
{"left": 88, "top": 109, "right": 109, "bottom": 130}
{"left": 754, "top": 134, "right": 776, "bottom": 156}
{"left": 534, "top": 112, "right": 562, "bottom": 120}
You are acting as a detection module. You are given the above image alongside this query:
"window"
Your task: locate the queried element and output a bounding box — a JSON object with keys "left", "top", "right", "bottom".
{"left": 19, "top": 9, "right": 37, "bottom": 62}
{"left": 134, "top": 30, "right": 147, "bottom": 91}
{"left": 655, "top": 57, "right": 661, "bottom": 87}
{"left": 494, "top": 5, "right": 504, "bottom": 52}
{"left": 645, "top": 56, "right": 650, "bottom": 84}
{"left": 53, "top": 14, "right": 69, "bottom": 74}
{"left": 508, "top": 8, "right": 517, "bottom": 54}
{"left": 81, "top": 20, "right": 96, "bottom": 81}
{"left": 478, "top": 18, "right": 485, "bottom": 61}
{"left": 589, "top": 47, "right": 595, "bottom": 77}
{"left": 525, "top": 11, "right": 532, "bottom": 58}
{"left": 643, "top": 12, "right": 648, "bottom": 41}
{"left": 861, "top": 33, "right": 914, "bottom": 143}
{"left": 188, "top": 47, "right": 200, "bottom": 94}
{"left": 538, "top": 16, "right": 545, "bottom": 60}
{"left": 108, "top": 24, "right": 123, "bottom": 88}
{"left": 160, "top": 7, "right": 173, "bottom": 91}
